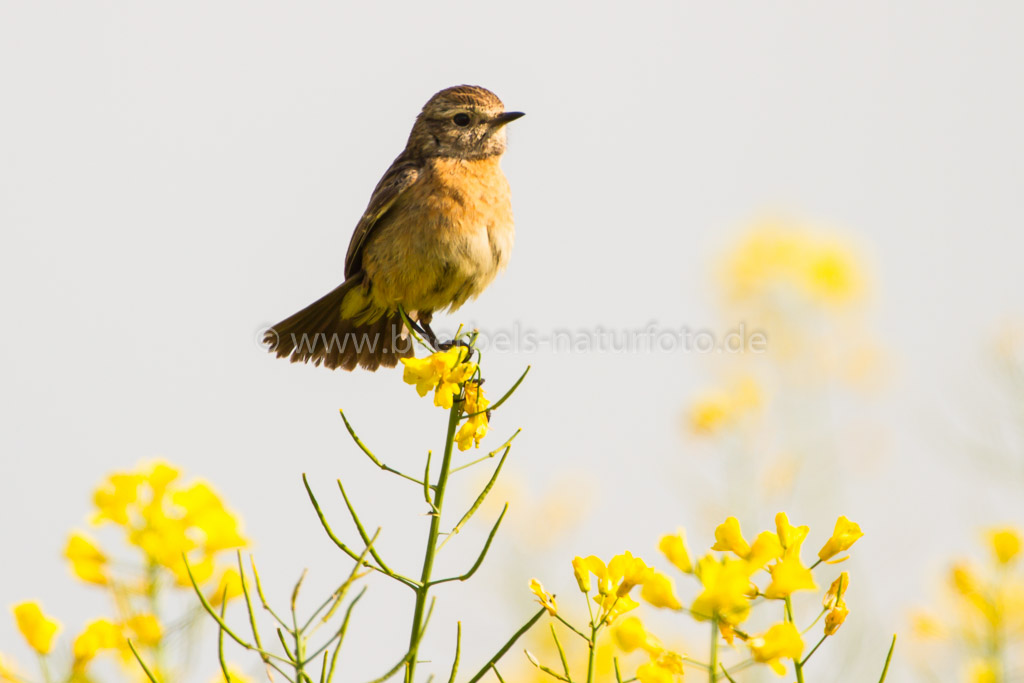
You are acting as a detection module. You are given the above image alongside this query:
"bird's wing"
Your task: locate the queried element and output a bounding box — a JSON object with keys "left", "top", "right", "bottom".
{"left": 344, "top": 155, "right": 421, "bottom": 279}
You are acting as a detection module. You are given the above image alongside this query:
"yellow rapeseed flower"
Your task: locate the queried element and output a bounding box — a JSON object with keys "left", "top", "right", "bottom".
{"left": 823, "top": 572, "right": 849, "bottom": 609}
{"left": 92, "top": 472, "right": 143, "bottom": 525}
{"left": 64, "top": 531, "right": 109, "bottom": 585}
{"left": 641, "top": 571, "right": 682, "bottom": 610}
{"left": 658, "top": 530, "right": 693, "bottom": 574}
{"left": 817, "top": 516, "right": 863, "bottom": 562}
{"left": 125, "top": 614, "right": 162, "bottom": 646}
{"left": 455, "top": 381, "right": 489, "bottom": 451}
{"left": 400, "top": 347, "right": 477, "bottom": 409}
{"left": 12, "top": 602, "right": 61, "bottom": 655}
{"left": 748, "top": 622, "right": 804, "bottom": 676}
{"left": 209, "top": 568, "right": 245, "bottom": 607}
{"left": 987, "top": 526, "right": 1022, "bottom": 565}
{"left": 593, "top": 592, "right": 640, "bottom": 625}
{"left": 764, "top": 555, "right": 817, "bottom": 599}
{"left": 691, "top": 555, "right": 754, "bottom": 625}
{"left": 607, "top": 551, "right": 654, "bottom": 597}
{"left": 824, "top": 599, "right": 849, "bottom": 635}
{"left": 711, "top": 517, "right": 751, "bottom": 557}
{"left": 72, "top": 618, "right": 122, "bottom": 666}
{"left": 747, "top": 531, "right": 784, "bottom": 569}
{"left": 613, "top": 616, "right": 661, "bottom": 654}
{"left": 689, "top": 391, "right": 731, "bottom": 435}
{"left": 968, "top": 659, "right": 999, "bottom": 683}
{"left": 0, "top": 654, "right": 21, "bottom": 683}
{"left": 636, "top": 652, "right": 684, "bottom": 683}
{"left": 528, "top": 579, "right": 558, "bottom": 616}
{"left": 572, "top": 556, "right": 594, "bottom": 592}
{"left": 774, "top": 512, "right": 809, "bottom": 556}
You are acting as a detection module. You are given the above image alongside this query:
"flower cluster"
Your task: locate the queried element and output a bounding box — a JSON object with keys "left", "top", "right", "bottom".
{"left": 4, "top": 460, "right": 248, "bottom": 682}
{"left": 401, "top": 346, "right": 491, "bottom": 451}
{"left": 527, "top": 513, "right": 867, "bottom": 682}
{"left": 913, "top": 526, "right": 1024, "bottom": 682}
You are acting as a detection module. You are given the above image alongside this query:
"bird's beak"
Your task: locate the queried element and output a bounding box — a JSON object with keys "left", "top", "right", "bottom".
{"left": 490, "top": 111, "right": 525, "bottom": 128}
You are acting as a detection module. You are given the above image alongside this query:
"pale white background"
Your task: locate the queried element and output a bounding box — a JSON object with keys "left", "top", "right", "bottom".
{"left": 2, "top": 2, "right": 1023, "bottom": 681}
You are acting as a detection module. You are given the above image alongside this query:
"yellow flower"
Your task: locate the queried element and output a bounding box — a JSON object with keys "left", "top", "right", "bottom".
{"left": 528, "top": 579, "right": 558, "bottom": 616}
{"left": 64, "top": 532, "right": 109, "bottom": 585}
{"left": 689, "top": 391, "right": 731, "bottom": 435}
{"left": 173, "top": 481, "right": 247, "bottom": 553}
{"left": 967, "top": 659, "right": 998, "bottom": 683}
{"left": 746, "top": 531, "right": 784, "bottom": 569}
{"left": 607, "top": 552, "right": 653, "bottom": 597}
{"left": 748, "top": 622, "right": 804, "bottom": 676}
{"left": 636, "top": 652, "right": 684, "bottom": 683}
{"left": 593, "top": 592, "right": 639, "bottom": 625}
{"left": 92, "top": 472, "right": 143, "bottom": 525}
{"left": 987, "top": 526, "right": 1022, "bottom": 565}
{"left": 764, "top": 555, "right": 816, "bottom": 599}
{"left": 824, "top": 600, "right": 849, "bottom": 636}
{"left": 909, "top": 610, "right": 944, "bottom": 639}
{"left": 455, "top": 381, "right": 489, "bottom": 451}
{"left": 125, "top": 614, "right": 162, "bottom": 646}
{"left": 711, "top": 517, "right": 751, "bottom": 557}
{"left": 72, "top": 618, "right": 122, "bottom": 665}
{"left": 0, "top": 654, "right": 21, "bottom": 683}
{"left": 817, "top": 516, "right": 863, "bottom": 562}
{"left": 658, "top": 530, "right": 693, "bottom": 574}
{"left": 691, "top": 555, "right": 754, "bottom": 625}
{"left": 822, "top": 572, "right": 849, "bottom": 609}
{"left": 613, "top": 616, "right": 661, "bottom": 654}
{"left": 572, "top": 556, "right": 594, "bottom": 592}
{"left": 774, "top": 512, "right": 809, "bottom": 556}
{"left": 210, "top": 666, "right": 254, "bottom": 683}
{"left": 400, "top": 347, "right": 477, "bottom": 409}
{"left": 641, "top": 571, "right": 682, "bottom": 610}
{"left": 12, "top": 602, "right": 61, "bottom": 655}
{"left": 209, "top": 568, "right": 244, "bottom": 607}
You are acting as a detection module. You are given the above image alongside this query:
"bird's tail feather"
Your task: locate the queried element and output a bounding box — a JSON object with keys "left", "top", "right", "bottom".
{"left": 264, "top": 279, "right": 413, "bottom": 371}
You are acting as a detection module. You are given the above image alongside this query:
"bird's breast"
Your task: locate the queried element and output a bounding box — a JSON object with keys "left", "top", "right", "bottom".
{"left": 364, "top": 156, "right": 515, "bottom": 312}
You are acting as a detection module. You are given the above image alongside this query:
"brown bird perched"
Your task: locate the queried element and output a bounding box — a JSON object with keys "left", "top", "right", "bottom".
{"left": 263, "top": 85, "right": 523, "bottom": 371}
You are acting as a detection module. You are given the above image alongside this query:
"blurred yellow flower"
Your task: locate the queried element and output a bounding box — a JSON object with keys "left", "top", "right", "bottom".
{"left": 748, "top": 622, "right": 804, "bottom": 676}
{"left": 92, "top": 472, "right": 143, "bottom": 525}
{"left": 0, "top": 654, "right": 20, "bottom": 683}
{"left": 12, "top": 601, "right": 61, "bottom": 655}
{"left": 400, "top": 347, "right": 477, "bottom": 409}
{"left": 125, "top": 614, "right": 162, "bottom": 646}
{"left": 64, "top": 531, "right": 108, "bottom": 585}
{"left": 641, "top": 571, "right": 682, "bottom": 610}
{"left": 722, "top": 222, "right": 863, "bottom": 306}
{"left": 688, "top": 377, "right": 760, "bottom": 436}
{"left": 764, "top": 555, "right": 817, "bottom": 599}
{"left": 691, "top": 555, "right": 754, "bottom": 625}
{"left": 593, "top": 592, "right": 640, "bottom": 625}
{"left": 72, "top": 618, "right": 122, "bottom": 665}
{"left": 711, "top": 517, "right": 750, "bottom": 557}
{"left": 608, "top": 551, "right": 654, "bottom": 597}
{"left": 817, "top": 516, "right": 863, "bottom": 562}
{"left": 636, "top": 652, "right": 684, "bottom": 683}
{"left": 209, "top": 568, "right": 244, "bottom": 607}
{"left": 456, "top": 381, "right": 489, "bottom": 451}
{"left": 528, "top": 579, "right": 558, "bottom": 616}
{"left": 967, "top": 659, "right": 998, "bottom": 683}
{"left": 613, "top": 616, "right": 661, "bottom": 654}
{"left": 210, "top": 666, "right": 254, "bottom": 683}
{"left": 987, "top": 526, "right": 1021, "bottom": 565}
{"left": 658, "top": 530, "right": 693, "bottom": 574}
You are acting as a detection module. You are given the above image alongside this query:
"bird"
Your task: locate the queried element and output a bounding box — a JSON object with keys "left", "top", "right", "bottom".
{"left": 263, "top": 85, "right": 523, "bottom": 371}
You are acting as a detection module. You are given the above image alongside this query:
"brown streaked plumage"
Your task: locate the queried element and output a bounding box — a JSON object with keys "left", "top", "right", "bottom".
{"left": 264, "top": 85, "right": 523, "bottom": 371}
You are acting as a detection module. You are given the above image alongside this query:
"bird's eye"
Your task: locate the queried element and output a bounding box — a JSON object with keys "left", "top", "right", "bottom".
{"left": 452, "top": 113, "right": 471, "bottom": 127}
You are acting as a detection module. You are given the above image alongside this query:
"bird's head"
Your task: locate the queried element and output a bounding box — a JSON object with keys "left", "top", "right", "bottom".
{"left": 407, "top": 85, "right": 524, "bottom": 160}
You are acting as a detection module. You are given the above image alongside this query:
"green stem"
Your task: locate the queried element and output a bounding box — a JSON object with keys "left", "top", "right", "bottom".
{"left": 785, "top": 597, "right": 804, "bottom": 683}
{"left": 709, "top": 617, "right": 719, "bottom": 683}
{"left": 586, "top": 623, "right": 598, "bottom": 683}
{"left": 405, "top": 398, "right": 462, "bottom": 683}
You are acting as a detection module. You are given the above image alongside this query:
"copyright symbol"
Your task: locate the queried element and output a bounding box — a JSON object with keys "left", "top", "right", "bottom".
{"left": 257, "top": 325, "right": 279, "bottom": 352}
